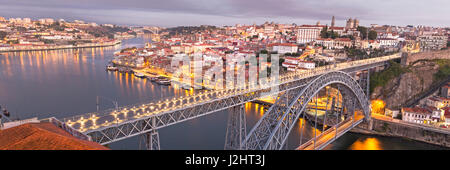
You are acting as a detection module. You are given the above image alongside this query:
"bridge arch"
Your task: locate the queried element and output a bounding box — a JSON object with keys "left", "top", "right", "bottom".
{"left": 244, "top": 71, "right": 371, "bottom": 150}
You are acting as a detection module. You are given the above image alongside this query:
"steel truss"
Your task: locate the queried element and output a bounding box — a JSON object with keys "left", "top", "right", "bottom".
{"left": 87, "top": 77, "right": 315, "bottom": 144}
{"left": 143, "top": 130, "right": 160, "bottom": 150}
{"left": 73, "top": 54, "right": 396, "bottom": 145}
{"left": 244, "top": 71, "right": 371, "bottom": 150}
{"left": 224, "top": 104, "right": 246, "bottom": 150}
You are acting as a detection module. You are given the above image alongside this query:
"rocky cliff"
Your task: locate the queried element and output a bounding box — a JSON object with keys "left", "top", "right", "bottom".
{"left": 371, "top": 60, "right": 441, "bottom": 109}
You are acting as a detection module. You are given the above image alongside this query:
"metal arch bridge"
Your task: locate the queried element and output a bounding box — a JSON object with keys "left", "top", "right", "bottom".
{"left": 61, "top": 53, "right": 402, "bottom": 150}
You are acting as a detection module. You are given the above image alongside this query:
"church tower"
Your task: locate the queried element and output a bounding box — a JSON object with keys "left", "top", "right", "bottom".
{"left": 346, "top": 18, "right": 354, "bottom": 30}
{"left": 331, "top": 16, "right": 336, "bottom": 27}
{"left": 354, "top": 18, "right": 359, "bottom": 28}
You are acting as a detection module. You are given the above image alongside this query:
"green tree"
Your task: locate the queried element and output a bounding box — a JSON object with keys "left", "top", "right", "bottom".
{"left": 357, "top": 26, "right": 368, "bottom": 39}
{"left": 330, "top": 31, "right": 339, "bottom": 39}
{"left": 0, "top": 31, "right": 7, "bottom": 39}
{"left": 320, "top": 26, "right": 329, "bottom": 38}
{"left": 368, "top": 30, "right": 377, "bottom": 40}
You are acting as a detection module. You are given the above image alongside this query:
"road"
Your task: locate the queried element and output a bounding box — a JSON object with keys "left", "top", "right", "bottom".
{"left": 297, "top": 114, "right": 364, "bottom": 150}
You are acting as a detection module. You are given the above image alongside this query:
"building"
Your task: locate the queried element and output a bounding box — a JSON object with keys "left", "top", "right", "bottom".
{"left": 402, "top": 107, "right": 436, "bottom": 124}
{"left": 425, "top": 97, "right": 444, "bottom": 109}
{"left": 297, "top": 25, "right": 324, "bottom": 44}
{"left": 282, "top": 57, "right": 301, "bottom": 71}
{"left": 298, "top": 61, "right": 316, "bottom": 69}
{"left": 443, "top": 107, "right": 450, "bottom": 125}
{"left": 440, "top": 85, "right": 450, "bottom": 98}
{"left": 329, "top": 26, "right": 345, "bottom": 36}
{"left": 268, "top": 43, "right": 298, "bottom": 54}
{"left": 315, "top": 38, "right": 352, "bottom": 49}
{"left": 441, "top": 97, "right": 450, "bottom": 107}
{"left": 345, "top": 18, "right": 359, "bottom": 30}
{"left": 418, "top": 35, "right": 448, "bottom": 51}
{"left": 282, "top": 57, "right": 315, "bottom": 71}
{"left": 378, "top": 38, "right": 399, "bottom": 47}
{"left": 361, "top": 40, "right": 381, "bottom": 49}
{"left": 0, "top": 122, "right": 109, "bottom": 150}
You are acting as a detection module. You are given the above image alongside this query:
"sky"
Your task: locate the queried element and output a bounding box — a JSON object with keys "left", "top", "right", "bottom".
{"left": 0, "top": 0, "right": 449, "bottom": 28}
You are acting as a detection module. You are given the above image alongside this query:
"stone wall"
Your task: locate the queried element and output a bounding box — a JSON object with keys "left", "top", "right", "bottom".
{"left": 352, "top": 118, "right": 450, "bottom": 148}
{"left": 371, "top": 60, "right": 440, "bottom": 109}
{"left": 402, "top": 49, "right": 450, "bottom": 66}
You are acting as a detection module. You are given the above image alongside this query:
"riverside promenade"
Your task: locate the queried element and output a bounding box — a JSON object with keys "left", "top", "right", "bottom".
{"left": 352, "top": 114, "right": 450, "bottom": 148}
{"left": 0, "top": 40, "right": 121, "bottom": 52}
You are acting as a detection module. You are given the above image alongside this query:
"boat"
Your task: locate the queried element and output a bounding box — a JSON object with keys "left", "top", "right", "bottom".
{"left": 156, "top": 77, "right": 171, "bottom": 85}
{"left": 118, "top": 67, "right": 133, "bottom": 73}
{"left": 134, "top": 72, "right": 146, "bottom": 78}
{"left": 150, "top": 77, "right": 159, "bottom": 82}
{"left": 182, "top": 85, "right": 191, "bottom": 90}
{"left": 157, "top": 80, "right": 171, "bottom": 86}
{"left": 106, "top": 65, "right": 118, "bottom": 71}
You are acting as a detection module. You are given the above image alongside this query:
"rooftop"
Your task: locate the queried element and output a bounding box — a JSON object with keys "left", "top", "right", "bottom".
{"left": 0, "top": 122, "right": 109, "bottom": 150}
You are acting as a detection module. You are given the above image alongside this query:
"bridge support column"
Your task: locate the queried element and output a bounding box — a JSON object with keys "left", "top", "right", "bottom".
{"left": 358, "top": 69, "right": 371, "bottom": 99}
{"left": 144, "top": 130, "right": 160, "bottom": 150}
{"left": 366, "top": 69, "right": 370, "bottom": 99}
{"left": 143, "top": 117, "right": 160, "bottom": 150}
{"left": 224, "top": 104, "right": 246, "bottom": 150}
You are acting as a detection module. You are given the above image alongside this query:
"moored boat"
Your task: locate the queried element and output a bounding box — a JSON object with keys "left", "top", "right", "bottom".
{"left": 106, "top": 65, "right": 118, "bottom": 71}
{"left": 156, "top": 77, "right": 171, "bottom": 85}
{"left": 134, "top": 72, "right": 146, "bottom": 78}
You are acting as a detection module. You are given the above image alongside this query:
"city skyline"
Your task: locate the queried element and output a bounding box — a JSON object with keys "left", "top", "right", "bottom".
{"left": 1, "top": 0, "right": 449, "bottom": 27}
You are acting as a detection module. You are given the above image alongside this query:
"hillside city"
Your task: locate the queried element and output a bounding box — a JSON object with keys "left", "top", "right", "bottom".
{"left": 0, "top": 14, "right": 450, "bottom": 151}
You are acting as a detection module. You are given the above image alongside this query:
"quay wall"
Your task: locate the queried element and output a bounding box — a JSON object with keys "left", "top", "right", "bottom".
{"left": 0, "top": 40, "right": 121, "bottom": 52}
{"left": 351, "top": 118, "right": 450, "bottom": 148}
{"left": 401, "top": 49, "right": 450, "bottom": 66}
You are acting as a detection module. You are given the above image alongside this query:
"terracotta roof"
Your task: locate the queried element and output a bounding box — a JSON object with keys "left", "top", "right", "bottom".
{"left": 443, "top": 107, "right": 450, "bottom": 118}
{"left": 0, "top": 122, "right": 109, "bottom": 150}
{"left": 268, "top": 43, "right": 297, "bottom": 47}
{"left": 402, "top": 107, "right": 431, "bottom": 115}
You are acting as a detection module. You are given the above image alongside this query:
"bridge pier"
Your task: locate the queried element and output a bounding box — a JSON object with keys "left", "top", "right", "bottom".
{"left": 143, "top": 130, "right": 160, "bottom": 150}
{"left": 224, "top": 104, "right": 246, "bottom": 150}
{"left": 142, "top": 118, "right": 160, "bottom": 150}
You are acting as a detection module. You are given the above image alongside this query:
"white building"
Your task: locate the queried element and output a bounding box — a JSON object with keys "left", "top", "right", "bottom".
{"left": 402, "top": 107, "right": 436, "bottom": 124}
{"left": 282, "top": 57, "right": 315, "bottom": 71}
{"left": 298, "top": 61, "right": 315, "bottom": 69}
{"left": 315, "top": 38, "right": 352, "bottom": 49}
{"left": 378, "top": 38, "right": 399, "bottom": 47}
{"left": 425, "top": 97, "right": 444, "bottom": 109}
{"left": 297, "top": 25, "right": 323, "bottom": 44}
{"left": 268, "top": 43, "right": 298, "bottom": 54}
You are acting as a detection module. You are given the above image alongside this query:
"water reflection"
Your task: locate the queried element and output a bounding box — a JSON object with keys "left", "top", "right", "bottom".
{"left": 349, "top": 137, "right": 381, "bottom": 150}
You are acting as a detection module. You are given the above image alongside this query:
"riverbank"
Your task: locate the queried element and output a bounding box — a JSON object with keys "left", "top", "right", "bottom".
{"left": 0, "top": 40, "right": 121, "bottom": 52}
{"left": 351, "top": 116, "right": 450, "bottom": 148}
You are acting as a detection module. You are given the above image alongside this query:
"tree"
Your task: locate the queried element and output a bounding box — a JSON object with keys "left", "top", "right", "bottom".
{"left": 357, "top": 26, "right": 368, "bottom": 39}
{"left": 330, "top": 31, "right": 339, "bottom": 39}
{"left": 320, "top": 26, "right": 329, "bottom": 38}
{"left": 368, "top": 30, "right": 377, "bottom": 40}
{"left": 0, "top": 31, "right": 6, "bottom": 40}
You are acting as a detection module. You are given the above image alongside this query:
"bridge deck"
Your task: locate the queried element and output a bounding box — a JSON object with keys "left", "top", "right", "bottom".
{"left": 61, "top": 53, "right": 400, "bottom": 144}
{"left": 297, "top": 115, "right": 364, "bottom": 150}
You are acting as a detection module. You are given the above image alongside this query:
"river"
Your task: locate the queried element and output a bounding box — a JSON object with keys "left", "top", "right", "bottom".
{"left": 0, "top": 36, "right": 445, "bottom": 150}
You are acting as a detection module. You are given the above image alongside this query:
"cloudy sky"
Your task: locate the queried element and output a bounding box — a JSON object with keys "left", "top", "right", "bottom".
{"left": 1, "top": 0, "right": 449, "bottom": 27}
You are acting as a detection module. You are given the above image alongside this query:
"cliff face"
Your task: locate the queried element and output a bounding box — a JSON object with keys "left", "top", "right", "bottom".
{"left": 371, "top": 60, "right": 440, "bottom": 109}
